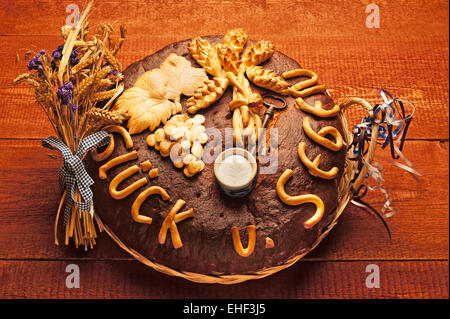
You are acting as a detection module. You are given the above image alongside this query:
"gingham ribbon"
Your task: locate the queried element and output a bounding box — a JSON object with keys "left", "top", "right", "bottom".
{"left": 42, "top": 131, "right": 111, "bottom": 224}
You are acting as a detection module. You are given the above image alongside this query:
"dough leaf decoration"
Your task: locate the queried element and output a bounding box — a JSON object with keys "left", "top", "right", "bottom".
{"left": 160, "top": 54, "right": 209, "bottom": 100}
{"left": 114, "top": 53, "right": 208, "bottom": 134}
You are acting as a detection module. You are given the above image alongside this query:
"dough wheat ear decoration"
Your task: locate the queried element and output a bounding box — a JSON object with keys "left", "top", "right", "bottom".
{"left": 187, "top": 36, "right": 230, "bottom": 113}
{"left": 246, "top": 65, "right": 290, "bottom": 95}
{"left": 187, "top": 29, "right": 248, "bottom": 114}
{"left": 276, "top": 169, "right": 325, "bottom": 229}
{"left": 224, "top": 39, "right": 274, "bottom": 144}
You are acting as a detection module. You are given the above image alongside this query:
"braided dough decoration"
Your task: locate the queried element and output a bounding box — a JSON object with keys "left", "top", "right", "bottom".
{"left": 276, "top": 169, "right": 325, "bottom": 229}
{"left": 223, "top": 28, "right": 248, "bottom": 53}
{"left": 187, "top": 30, "right": 244, "bottom": 114}
{"left": 295, "top": 99, "right": 340, "bottom": 118}
{"left": 109, "top": 165, "right": 148, "bottom": 200}
{"left": 99, "top": 150, "right": 138, "bottom": 180}
{"left": 246, "top": 65, "right": 290, "bottom": 95}
{"left": 303, "top": 117, "right": 343, "bottom": 151}
{"left": 90, "top": 125, "right": 134, "bottom": 162}
{"left": 231, "top": 225, "right": 256, "bottom": 257}
{"left": 131, "top": 186, "right": 170, "bottom": 224}
{"left": 298, "top": 142, "right": 338, "bottom": 179}
{"left": 158, "top": 199, "right": 195, "bottom": 249}
{"left": 232, "top": 107, "right": 262, "bottom": 145}
{"left": 226, "top": 40, "right": 274, "bottom": 127}
{"left": 226, "top": 71, "right": 262, "bottom": 128}
{"left": 240, "top": 40, "right": 275, "bottom": 69}
{"left": 186, "top": 77, "right": 229, "bottom": 114}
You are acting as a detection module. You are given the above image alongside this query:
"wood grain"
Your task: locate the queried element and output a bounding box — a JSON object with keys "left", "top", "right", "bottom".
{"left": 0, "top": 0, "right": 448, "bottom": 299}
{"left": 0, "top": 260, "right": 447, "bottom": 298}
{"left": 0, "top": 1, "right": 448, "bottom": 38}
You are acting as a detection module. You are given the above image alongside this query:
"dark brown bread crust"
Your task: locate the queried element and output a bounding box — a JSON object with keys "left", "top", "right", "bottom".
{"left": 85, "top": 36, "right": 346, "bottom": 274}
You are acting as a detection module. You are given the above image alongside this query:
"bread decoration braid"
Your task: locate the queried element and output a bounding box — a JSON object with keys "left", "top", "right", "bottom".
{"left": 240, "top": 40, "right": 275, "bottom": 69}
{"left": 187, "top": 29, "right": 249, "bottom": 114}
{"left": 223, "top": 39, "right": 274, "bottom": 136}
{"left": 246, "top": 65, "right": 290, "bottom": 95}
{"left": 222, "top": 28, "right": 248, "bottom": 53}
{"left": 186, "top": 77, "right": 229, "bottom": 114}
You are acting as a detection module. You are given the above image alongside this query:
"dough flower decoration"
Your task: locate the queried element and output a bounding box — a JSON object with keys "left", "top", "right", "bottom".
{"left": 114, "top": 53, "right": 208, "bottom": 134}
{"left": 13, "top": 2, "right": 128, "bottom": 249}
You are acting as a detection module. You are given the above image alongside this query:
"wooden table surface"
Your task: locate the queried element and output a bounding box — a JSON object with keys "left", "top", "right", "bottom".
{"left": 0, "top": 0, "right": 448, "bottom": 299}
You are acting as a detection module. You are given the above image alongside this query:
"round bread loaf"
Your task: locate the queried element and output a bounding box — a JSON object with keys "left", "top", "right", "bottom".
{"left": 85, "top": 36, "right": 346, "bottom": 275}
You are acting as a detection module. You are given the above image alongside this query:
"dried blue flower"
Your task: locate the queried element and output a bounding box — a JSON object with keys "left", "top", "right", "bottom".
{"left": 51, "top": 45, "right": 78, "bottom": 66}
{"left": 57, "top": 81, "right": 75, "bottom": 106}
{"left": 27, "top": 50, "right": 46, "bottom": 76}
{"left": 69, "top": 48, "right": 79, "bottom": 66}
{"left": 51, "top": 45, "right": 64, "bottom": 61}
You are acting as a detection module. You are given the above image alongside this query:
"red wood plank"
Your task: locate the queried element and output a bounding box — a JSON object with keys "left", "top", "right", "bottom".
{"left": 0, "top": 0, "right": 448, "bottom": 38}
{"left": 0, "top": 260, "right": 447, "bottom": 298}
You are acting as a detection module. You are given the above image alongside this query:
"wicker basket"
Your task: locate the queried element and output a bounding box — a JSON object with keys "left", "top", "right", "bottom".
{"left": 94, "top": 97, "right": 378, "bottom": 284}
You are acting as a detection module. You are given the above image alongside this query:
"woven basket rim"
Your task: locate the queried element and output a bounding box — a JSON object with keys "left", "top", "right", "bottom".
{"left": 94, "top": 97, "right": 378, "bottom": 285}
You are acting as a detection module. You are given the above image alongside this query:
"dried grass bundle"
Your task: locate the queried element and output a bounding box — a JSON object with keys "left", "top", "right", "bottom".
{"left": 13, "top": 1, "right": 127, "bottom": 250}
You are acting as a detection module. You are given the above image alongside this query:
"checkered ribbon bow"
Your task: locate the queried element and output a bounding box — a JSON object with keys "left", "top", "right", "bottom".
{"left": 42, "top": 131, "right": 111, "bottom": 224}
